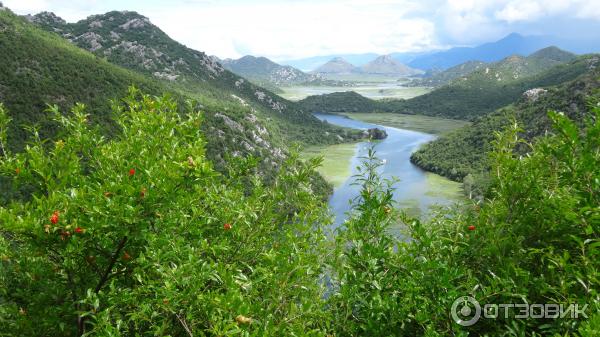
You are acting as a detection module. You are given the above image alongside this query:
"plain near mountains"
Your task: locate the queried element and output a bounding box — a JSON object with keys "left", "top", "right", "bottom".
{"left": 312, "top": 55, "right": 423, "bottom": 76}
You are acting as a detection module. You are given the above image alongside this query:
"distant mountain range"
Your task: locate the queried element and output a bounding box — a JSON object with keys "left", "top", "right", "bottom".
{"left": 311, "top": 55, "right": 422, "bottom": 76}
{"left": 278, "top": 33, "right": 600, "bottom": 72}
{"left": 299, "top": 46, "right": 588, "bottom": 120}
{"left": 410, "top": 46, "right": 576, "bottom": 87}
{"left": 360, "top": 55, "right": 422, "bottom": 76}
{"left": 405, "top": 33, "right": 559, "bottom": 70}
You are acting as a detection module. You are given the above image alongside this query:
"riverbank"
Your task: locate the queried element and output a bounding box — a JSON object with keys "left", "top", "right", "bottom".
{"left": 305, "top": 113, "right": 464, "bottom": 224}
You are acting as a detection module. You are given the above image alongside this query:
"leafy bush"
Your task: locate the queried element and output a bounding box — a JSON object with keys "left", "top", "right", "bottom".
{"left": 0, "top": 90, "right": 332, "bottom": 336}
{"left": 1, "top": 90, "right": 598, "bottom": 336}
{"left": 329, "top": 107, "right": 599, "bottom": 335}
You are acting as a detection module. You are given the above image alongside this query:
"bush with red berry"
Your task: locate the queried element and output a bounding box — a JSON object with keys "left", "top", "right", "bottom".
{"left": 1, "top": 90, "right": 598, "bottom": 336}
{"left": 0, "top": 89, "right": 331, "bottom": 336}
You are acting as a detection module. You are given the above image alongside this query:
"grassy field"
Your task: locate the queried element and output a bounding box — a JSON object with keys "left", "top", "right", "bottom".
{"left": 340, "top": 112, "right": 470, "bottom": 135}
{"left": 301, "top": 142, "right": 358, "bottom": 187}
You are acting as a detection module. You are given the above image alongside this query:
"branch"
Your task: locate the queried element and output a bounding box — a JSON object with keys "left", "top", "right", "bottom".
{"left": 95, "top": 236, "right": 128, "bottom": 293}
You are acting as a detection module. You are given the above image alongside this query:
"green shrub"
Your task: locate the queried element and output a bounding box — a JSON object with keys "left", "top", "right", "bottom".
{"left": 1, "top": 90, "right": 598, "bottom": 336}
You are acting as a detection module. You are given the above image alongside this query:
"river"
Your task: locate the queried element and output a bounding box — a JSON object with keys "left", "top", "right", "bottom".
{"left": 315, "top": 113, "right": 463, "bottom": 229}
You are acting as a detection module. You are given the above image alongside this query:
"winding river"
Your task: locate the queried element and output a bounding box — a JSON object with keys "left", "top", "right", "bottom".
{"left": 315, "top": 113, "right": 463, "bottom": 228}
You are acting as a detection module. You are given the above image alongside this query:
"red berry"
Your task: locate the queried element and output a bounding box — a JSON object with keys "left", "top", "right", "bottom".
{"left": 122, "top": 251, "right": 132, "bottom": 261}
{"left": 74, "top": 227, "right": 84, "bottom": 234}
{"left": 468, "top": 225, "right": 476, "bottom": 231}
{"left": 129, "top": 168, "right": 136, "bottom": 176}
{"left": 50, "top": 211, "right": 59, "bottom": 224}
{"left": 223, "top": 223, "right": 232, "bottom": 231}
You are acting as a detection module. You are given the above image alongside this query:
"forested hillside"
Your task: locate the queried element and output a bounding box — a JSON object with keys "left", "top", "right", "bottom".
{"left": 390, "top": 49, "right": 587, "bottom": 120}
{"left": 25, "top": 10, "right": 360, "bottom": 146}
{"left": 407, "top": 60, "right": 487, "bottom": 87}
{"left": 410, "top": 64, "right": 600, "bottom": 188}
{"left": 0, "top": 9, "right": 361, "bottom": 178}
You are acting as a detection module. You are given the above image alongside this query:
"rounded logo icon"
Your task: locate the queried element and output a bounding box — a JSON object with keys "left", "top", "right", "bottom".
{"left": 451, "top": 296, "right": 481, "bottom": 326}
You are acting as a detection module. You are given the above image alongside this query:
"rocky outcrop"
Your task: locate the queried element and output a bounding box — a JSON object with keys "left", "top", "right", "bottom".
{"left": 523, "top": 88, "right": 547, "bottom": 102}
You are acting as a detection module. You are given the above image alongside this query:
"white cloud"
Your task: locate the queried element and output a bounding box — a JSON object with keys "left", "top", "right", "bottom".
{"left": 494, "top": 0, "right": 600, "bottom": 23}
{"left": 145, "top": 0, "right": 437, "bottom": 60}
{"left": 4, "top": 0, "right": 600, "bottom": 59}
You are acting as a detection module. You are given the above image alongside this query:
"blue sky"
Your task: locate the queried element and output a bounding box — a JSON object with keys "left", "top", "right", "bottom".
{"left": 4, "top": 0, "right": 600, "bottom": 60}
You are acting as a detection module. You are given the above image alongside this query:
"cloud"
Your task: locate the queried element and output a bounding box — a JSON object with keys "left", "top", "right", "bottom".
{"left": 144, "top": 0, "right": 438, "bottom": 60}
{"left": 4, "top": 0, "right": 600, "bottom": 59}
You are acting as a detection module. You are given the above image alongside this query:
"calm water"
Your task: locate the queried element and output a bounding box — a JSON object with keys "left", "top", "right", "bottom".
{"left": 315, "top": 113, "right": 462, "bottom": 228}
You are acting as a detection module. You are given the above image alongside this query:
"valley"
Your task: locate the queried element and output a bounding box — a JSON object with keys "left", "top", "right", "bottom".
{"left": 1, "top": 1, "right": 599, "bottom": 336}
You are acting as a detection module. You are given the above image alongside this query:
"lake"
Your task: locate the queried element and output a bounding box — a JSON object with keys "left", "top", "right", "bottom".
{"left": 313, "top": 113, "right": 463, "bottom": 229}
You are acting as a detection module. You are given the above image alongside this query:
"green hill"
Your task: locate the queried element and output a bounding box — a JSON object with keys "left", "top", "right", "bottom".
{"left": 410, "top": 62, "right": 600, "bottom": 185}
{"left": 0, "top": 10, "right": 165, "bottom": 151}
{"left": 407, "top": 60, "right": 487, "bottom": 87}
{"left": 26, "top": 10, "right": 360, "bottom": 146}
{"left": 297, "top": 91, "right": 377, "bottom": 113}
{"left": 1, "top": 9, "right": 361, "bottom": 168}
{"left": 395, "top": 48, "right": 583, "bottom": 120}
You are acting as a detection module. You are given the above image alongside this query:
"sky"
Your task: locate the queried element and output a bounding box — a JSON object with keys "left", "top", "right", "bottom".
{"left": 4, "top": 0, "right": 600, "bottom": 61}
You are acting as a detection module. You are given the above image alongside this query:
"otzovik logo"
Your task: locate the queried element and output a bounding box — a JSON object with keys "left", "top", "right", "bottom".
{"left": 451, "top": 296, "right": 589, "bottom": 326}
{"left": 451, "top": 296, "right": 481, "bottom": 326}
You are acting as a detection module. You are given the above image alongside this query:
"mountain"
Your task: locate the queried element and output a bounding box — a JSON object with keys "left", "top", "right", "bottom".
{"left": 410, "top": 46, "right": 577, "bottom": 88}
{"left": 0, "top": 7, "right": 362, "bottom": 191}
{"left": 221, "top": 55, "right": 334, "bottom": 88}
{"left": 410, "top": 59, "right": 600, "bottom": 184}
{"left": 312, "top": 57, "right": 359, "bottom": 74}
{"left": 360, "top": 55, "right": 422, "bottom": 76}
{"left": 279, "top": 53, "right": 378, "bottom": 72}
{"left": 393, "top": 47, "right": 583, "bottom": 120}
{"left": 407, "top": 60, "right": 487, "bottom": 87}
{"left": 408, "top": 33, "right": 556, "bottom": 70}
{"left": 24, "top": 10, "right": 362, "bottom": 148}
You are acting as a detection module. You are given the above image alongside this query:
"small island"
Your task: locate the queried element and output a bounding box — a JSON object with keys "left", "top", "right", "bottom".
{"left": 365, "top": 128, "right": 388, "bottom": 140}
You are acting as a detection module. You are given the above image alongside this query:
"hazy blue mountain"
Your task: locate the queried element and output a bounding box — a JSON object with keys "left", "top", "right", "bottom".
{"left": 408, "top": 33, "right": 556, "bottom": 70}
{"left": 360, "top": 55, "right": 422, "bottom": 76}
